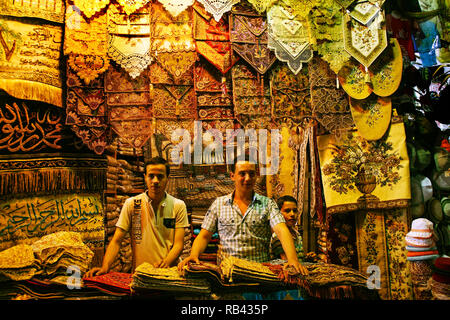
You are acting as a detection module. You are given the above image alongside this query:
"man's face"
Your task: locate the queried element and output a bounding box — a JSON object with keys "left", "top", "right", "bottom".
{"left": 145, "top": 164, "right": 168, "bottom": 200}
{"left": 280, "top": 201, "right": 298, "bottom": 228}
{"left": 230, "top": 161, "right": 257, "bottom": 193}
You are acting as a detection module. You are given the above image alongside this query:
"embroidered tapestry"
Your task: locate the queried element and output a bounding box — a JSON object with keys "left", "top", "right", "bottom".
{"left": 343, "top": 10, "right": 388, "bottom": 68}
{"left": 318, "top": 121, "right": 411, "bottom": 215}
{"left": 230, "top": 1, "right": 277, "bottom": 74}
{"left": 193, "top": 2, "right": 239, "bottom": 74}
{"left": 105, "top": 62, "right": 153, "bottom": 149}
{"left": 0, "top": 0, "right": 65, "bottom": 23}
{"left": 267, "top": 2, "right": 313, "bottom": 75}
{"left": 151, "top": 2, "right": 197, "bottom": 80}
{"left": 309, "top": 56, "right": 354, "bottom": 133}
{"left": 0, "top": 17, "right": 63, "bottom": 107}
{"left": 107, "top": 3, "right": 152, "bottom": 79}
{"left": 348, "top": 0, "right": 385, "bottom": 25}
{"left": 158, "top": 0, "right": 194, "bottom": 17}
{"left": 117, "top": 0, "right": 150, "bottom": 15}
{"left": 231, "top": 61, "right": 272, "bottom": 129}
{"left": 197, "top": 0, "right": 240, "bottom": 22}
{"left": 66, "top": 60, "right": 109, "bottom": 155}
{"left": 309, "top": 0, "right": 351, "bottom": 74}
{"left": 71, "top": 0, "right": 110, "bottom": 19}
{"left": 64, "top": 4, "right": 110, "bottom": 84}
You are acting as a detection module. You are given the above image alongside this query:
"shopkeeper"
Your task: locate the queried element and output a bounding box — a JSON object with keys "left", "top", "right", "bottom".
{"left": 84, "top": 157, "right": 190, "bottom": 277}
{"left": 178, "top": 158, "right": 308, "bottom": 275}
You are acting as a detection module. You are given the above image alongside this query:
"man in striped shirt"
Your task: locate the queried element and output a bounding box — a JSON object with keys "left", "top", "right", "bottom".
{"left": 178, "top": 159, "right": 308, "bottom": 275}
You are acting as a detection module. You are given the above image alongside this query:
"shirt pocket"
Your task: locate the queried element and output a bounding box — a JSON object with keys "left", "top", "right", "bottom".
{"left": 248, "top": 212, "right": 270, "bottom": 239}
{"left": 218, "top": 217, "right": 236, "bottom": 236}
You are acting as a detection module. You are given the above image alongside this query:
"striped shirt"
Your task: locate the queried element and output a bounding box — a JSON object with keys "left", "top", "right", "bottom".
{"left": 201, "top": 192, "right": 285, "bottom": 262}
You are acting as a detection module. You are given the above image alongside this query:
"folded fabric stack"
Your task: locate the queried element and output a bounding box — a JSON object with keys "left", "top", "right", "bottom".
{"left": 131, "top": 263, "right": 211, "bottom": 294}
{"left": 31, "top": 231, "right": 94, "bottom": 278}
{"left": 0, "top": 244, "right": 39, "bottom": 281}
{"left": 105, "top": 136, "right": 145, "bottom": 158}
{"left": 82, "top": 272, "right": 133, "bottom": 297}
{"left": 405, "top": 218, "right": 440, "bottom": 261}
{"left": 180, "top": 227, "right": 193, "bottom": 261}
{"left": 431, "top": 257, "right": 450, "bottom": 300}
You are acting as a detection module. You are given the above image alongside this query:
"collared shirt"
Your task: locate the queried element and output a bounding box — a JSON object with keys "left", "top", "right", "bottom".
{"left": 270, "top": 228, "right": 304, "bottom": 261}
{"left": 201, "top": 192, "right": 285, "bottom": 262}
{"left": 116, "top": 191, "right": 189, "bottom": 269}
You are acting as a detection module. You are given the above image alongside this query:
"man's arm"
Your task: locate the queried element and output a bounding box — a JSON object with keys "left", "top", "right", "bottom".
{"left": 83, "top": 227, "right": 126, "bottom": 278}
{"left": 155, "top": 227, "right": 186, "bottom": 268}
{"left": 272, "top": 222, "right": 308, "bottom": 275}
{"left": 177, "top": 228, "right": 213, "bottom": 271}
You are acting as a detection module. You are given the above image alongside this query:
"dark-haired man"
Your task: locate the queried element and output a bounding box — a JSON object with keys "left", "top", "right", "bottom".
{"left": 85, "top": 157, "right": 189, "bottom": 277}
{"left": 178, "top": 159, "right": 308, "bottom": 275}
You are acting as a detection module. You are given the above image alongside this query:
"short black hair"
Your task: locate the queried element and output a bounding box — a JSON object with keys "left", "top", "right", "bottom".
{"left": 145, "top": 156, "right": 170, "bottom": 176}
{"left": 228, "top": 148, "right": 258, "bottom": 173}
{"left": 276, "top": 195, "right": 298, "bottom": 210}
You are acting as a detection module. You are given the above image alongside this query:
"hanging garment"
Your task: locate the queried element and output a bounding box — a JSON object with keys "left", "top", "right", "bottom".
{"left": 0, "top": 16, "right": 63, "bottom": 107}
{"left": 66, "top": 60, "right": 109, "bottom": 155}
{"left": 193, "top": 2, "right": 239, "bottom": 74}
{"left": 105, "top": 62, "right": 153, "bottom": 149}
{"left": 309, "top": 0, "right": 351, "bottom": 74}
{"left": 64, "top": 4, "right": 110, "bottom": 84}
{"left": 107, "top": 3, "right": 152, "bottom": 79}
{"left": 0, "top": 0, "right": 65, "bottom": 23}
{"left": 151, "top": 2, "right": 197, "bottom": 80}
{"left": 230, "top": 0, "right": 277, "bottom": 74}
{"left": 343, "top": 9, "right": 388, "bottom": 68}
{"left": 267, "top": 1, "right": 313, "bottom": 75}
{"left": 197, "top": 0, "right": 240, "bottom": 22}
{"left": 309, "top": 56, "right": 354, "bottom": 134}
{"left": 71, "top": 0, "right": 110, "bottom": 19}
{"left": 386, "top": 12, "right": 416, "bottom": 61}
{"left": 317, "top": 120, "right": 411, "bottom": 215}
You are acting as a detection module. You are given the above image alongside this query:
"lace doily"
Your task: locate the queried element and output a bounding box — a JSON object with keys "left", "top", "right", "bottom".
{"left": 158, "top": 0, "right": 195, "bottom": 17}
{"left": 72, "top": 0, "right": 110, "bottom": 19}
{"left": 117, "top": 0, "right": 150, "bottom": 15}
{"left": 197, "top": 0, "right": 240, "bottom": 22}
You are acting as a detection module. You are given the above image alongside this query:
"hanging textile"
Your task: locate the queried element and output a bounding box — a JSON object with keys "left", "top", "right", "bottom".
{"left": 66, "top": 61, "right": 109, "bottom": 155}
{"left": 333, "top": 0, "right": 356, "bottom": 9}
{"left": 355, "top": 208, "right": 413, "bottom": 300}
{"left": 158, "top": 0, "right": 195, "bottom": 17}
{"left": 231, "top": 61, "right": 272, "bottom": 129}
{"left": 267, "top": 1, "right": 313, "bottom": 75}
{"left": 318, "top": 120, "right": 411, "bottom": 215}
{"left": 107, "top": 3, "right": 152, "bottom": 79}
{"left": 343, "top": 9, "right": 388, "bottom": 68}
{"left": 230, "top": 1, "right": 277, "bottom": 75}
{"left": 386, "top": 12, "right": 416, "bottom": 62}
{"left": 105, "top": 62, "right": 153, "bottom": 149}
{"left": 64, "top": 4, "right": 110, "bottom": 85}
{"left": 151, "top": 2, "right": 197, "bottom": 80}
{"left": 197, "top": 0, "right": 240, "bottom": 22}
{"left": 309, "top": 0, "right": 351, "bottom": 74}
{"left": 0, "top": 0, "right": 65, "bottom": 23}
{"left": 348, "top": 0, "right": 386, "bottom": 25}
{"left": 309, "top": 56, "right": 354, "bottom": 134}
{"left": 71, "top": 0, "right": 110, "bottom": 19}
{"left": 193, "top": 2, "right": 239, "bottom": 74}
{"left": 117, "top": 0, "right": 150, "bottom": 15}
{"left": 338, "top": 38, "right": 403, "bottom": 99}
{"left": 0, "top": 16, "right": 63, "bottom": 107}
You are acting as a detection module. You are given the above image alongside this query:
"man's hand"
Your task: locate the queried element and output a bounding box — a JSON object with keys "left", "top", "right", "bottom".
{"left": 177, "top": 255, "right": 200, "bottom": 272}
{"left": 154, "top": 259, "right": 171, "bottom": 268}
{"left": 284, "top": 260, "right": 309, "bottom": 276}
{"left": 83, "top": 267, "right": 108, "bottom": 279}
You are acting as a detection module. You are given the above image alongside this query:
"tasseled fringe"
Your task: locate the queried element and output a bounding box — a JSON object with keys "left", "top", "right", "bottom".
{"left": 0, "top": 79, "right": 63, "bottom": 108}
{"left": 0, "top": 168, "right": 106, "bottom": 196}
{"left": 308, "top": 285, "right": 355, "bottom": 300}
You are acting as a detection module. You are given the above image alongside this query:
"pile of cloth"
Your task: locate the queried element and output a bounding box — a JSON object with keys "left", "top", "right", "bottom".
{"left": 0, "top": 244, "right": 39, "bottom": 281}
{"left": 83, "top": 272, "right": 133, "bottom": 297}
{"left": 405, "top": 218, "right": 440, "bottom": 262}
{"left": 131, "top": 262, "right": 211, "bottom": 295}
{"left": 431, "top": 256, "right": 450, "bottom": 300}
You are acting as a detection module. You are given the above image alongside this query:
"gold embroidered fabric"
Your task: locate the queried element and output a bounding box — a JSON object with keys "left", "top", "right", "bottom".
{"left": 0, "top": 244, "right": 35, "bottom": 269}
{"left": 333, "top": 0, "right": 356, "bottom": 8}
{"left": 150, "top": 60, "right": 193, "bottom": 85}
{"left": 348, "top": 0, "right": 385, "bottom": 25}
{"left": 230, "top": 1, "right": 277, "bottom": 75}
{"left": 197, "top": 0, "right": 241, "bottom": 22}
{"left": 193, "top": 2, "right": 239, "bottom": 74}
{"left": 117, "top": 0, "right": 150, "bottom": 15}
{"left": 0, "top": 17, "right": 63, "bottom": 107}
{"left": 246, "top": 0, "right": 275, "bottom": 13}
{"left": 0, "top": 0, "right": 65, "bottom": 23}
{"left": 108, "top": 3, "right": 152, "bottom": 79}
{"left": 343, "top": 10, "right": 388, "bottom": 68}
{"left": 158, "top": 0, "right": 194, "bottom": 17}
{"left": 349, "top": 95, "right": 392, "bottom": 141}
{"left": 155, "top": 119, "right": 195, "bottom": 145}
{"left": 338, "top": 59, "right": 373, "bottom": 100}
{"left": 151, "top": 2, "right": 196, "bottom": 79}
{"left": 267, "top": 2, "right": 313, "bottom": 75}
{"left": 318, "top": 121, "right": 411, "bottom": 214}
{"left": 106, "top": 62, "right": 153, "bottom": 148}
{"left": 309, "top": 56, "right": 354, "bottom": 133}
{"left": 72, "top": 0, "right": 110, "bottom": 19}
